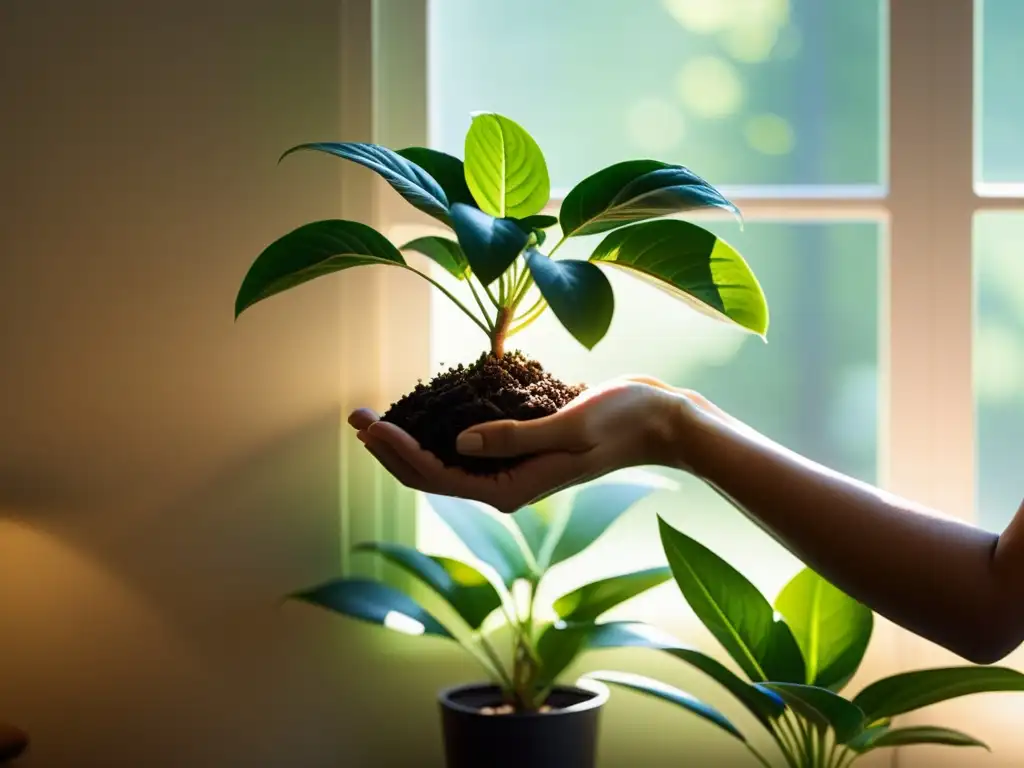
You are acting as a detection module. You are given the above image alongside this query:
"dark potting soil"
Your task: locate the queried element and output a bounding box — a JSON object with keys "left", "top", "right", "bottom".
{"left": 380, "top": 351, "right": 585, "bottom": 475}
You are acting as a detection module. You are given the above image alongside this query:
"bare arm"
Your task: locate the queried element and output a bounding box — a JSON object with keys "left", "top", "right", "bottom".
{"left": 675, "top": 397, "right": 1024, "bottom": 664}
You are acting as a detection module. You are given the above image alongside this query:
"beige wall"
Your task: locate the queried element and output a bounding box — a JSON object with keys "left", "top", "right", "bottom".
{"left": 0, "top": 2, "right": 458, "bottom": 765}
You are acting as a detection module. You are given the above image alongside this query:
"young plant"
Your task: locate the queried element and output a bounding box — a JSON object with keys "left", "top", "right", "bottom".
{"left": 233, "top": 112, "right": 769, "bottom": 358}
{"left": 576, "top": 519, "right": 1024, "bottom": 767}
{"left": 291, "top": 480, "right": 674, "bottom": 712}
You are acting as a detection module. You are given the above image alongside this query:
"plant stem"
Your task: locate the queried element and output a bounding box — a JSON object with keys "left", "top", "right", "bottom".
{"left": 547, "top": 235, "right": 567, "bottom": 258}
{"left": 490, "top": 306, "right": 512, "bottom": 357}
{"left": 772, "top": 719, "right": 802, "bottom": 768}
{"left": 403, "top": 266, "right": 490, "bottom": 336}
{"left": 747, "top": 744, "right": 776, "bottom": 768}
{"left": 477, "top": 633, "right": 514, "bottom": 692}
{"left": 508, "top": 299, "right": 548, "bottom": 336}
{"left": 483, "top": 280, "right": 501, "bottom": 310}
{"left": 466, "top": 278, "right": 494, "bottom": 331}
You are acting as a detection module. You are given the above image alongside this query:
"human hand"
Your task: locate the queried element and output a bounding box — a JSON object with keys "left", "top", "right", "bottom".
{"left": 348, "top": 375, "right": 700, "bottom": 513}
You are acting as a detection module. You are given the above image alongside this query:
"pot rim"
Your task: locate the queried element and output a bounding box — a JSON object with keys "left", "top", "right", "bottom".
{"left": 438, "top": 681, "right": 610, "bottom": 718}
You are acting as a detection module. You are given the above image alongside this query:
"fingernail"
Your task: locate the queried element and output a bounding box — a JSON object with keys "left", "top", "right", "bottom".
{"left": 456, "top": 431, "right": 484, "bottom": 454}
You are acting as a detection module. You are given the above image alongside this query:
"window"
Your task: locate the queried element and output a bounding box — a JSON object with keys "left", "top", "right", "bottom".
{"left": 341, "top": 0, "right": 1024, "bottom": 758}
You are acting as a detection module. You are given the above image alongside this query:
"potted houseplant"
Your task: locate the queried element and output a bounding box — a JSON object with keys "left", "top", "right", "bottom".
{"left": 233, "top": 112, "right": 768, "bottom": 475}
{"left": 569, "top": 518, "right": 1024, "bottom": 767}
{"left": 290, "top": 481, "right": 676, "bottom": 768}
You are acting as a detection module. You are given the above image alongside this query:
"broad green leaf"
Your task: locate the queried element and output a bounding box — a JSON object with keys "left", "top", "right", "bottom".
{"left": 235, "top": 220, "right": 404, "bottom": 318}
{"left": 464, "top": 112, "right": 550, "bottom": 219}
{"left": 658, "top": 517, "right": 805, "bottom": 683}
{"left": 450, "top": 203, "right": 529, "bottom": 285}
{"left": 281, "top": 142, "right": 452, "bottom": 225}
{"left": 425, "top": 494, "right": 533, "bottom": 588}
{"left": 845, "top": 722, "right": 891, "bottom": 752}
{"left": 852, "top": 666, "right": 1024, "bottom": 722}
{"left": 395, "top": 147, "right": 477, "bottom": 209}
{"left": 553, "top": 567, "right": 672, "bottom": 623}
{"left": 536, "top": 621, "right": 783, "bottom": 725}
{"left": 774, "top": 567, "right": 873, "bottom": 690}
{"left": 400, "top": 236, "right": 470, "bottom": 280}
{"left": 586, "top": 671, "right": 746, "bottom": 741}
{"left": 544, "top": 483, "right": 659, "bottom": 568}
{"left": 590, "top": 219, "right": 768, "bottom": 337}
{"left": 291, "top": 577, "right": 452, "bottom": 638}
{"left": 524, "top": 250, "right": 614, "bottom": 350}
{"left": 559, "top": 159, "right": 740, "bottom": 238}
{"left": 760, "top": 683, "right": 865, "bottom": 743}
{"left": 353, "top": 542, "right": 502, "bottom": 630}
{"left": 857, "top": 726, "right": 989, "bottom": 752}
{"left": 511, "top": 506, "right": 548, "bottom": 565}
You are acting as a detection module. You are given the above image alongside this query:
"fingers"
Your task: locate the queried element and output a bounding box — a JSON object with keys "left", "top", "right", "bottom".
{"left": 348, "top": 408, "right": 380, "bottom": 430}
{"left": 455, "top": 412, "right": 590, "bottom": 459}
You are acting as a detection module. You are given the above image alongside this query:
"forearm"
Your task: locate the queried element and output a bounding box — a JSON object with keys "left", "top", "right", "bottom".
{"left": 671, "top": 397, "right": 1024, "bottom": 663}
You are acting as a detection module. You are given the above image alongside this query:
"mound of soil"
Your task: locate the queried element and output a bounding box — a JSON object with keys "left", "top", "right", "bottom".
{"left": 380, "top": 351, "right": 585, "bottom": 475}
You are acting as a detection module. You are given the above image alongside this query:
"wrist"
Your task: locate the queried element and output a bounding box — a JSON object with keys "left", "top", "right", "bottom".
{"left": 656, "top": 390, "right": 730, "bottom": 475}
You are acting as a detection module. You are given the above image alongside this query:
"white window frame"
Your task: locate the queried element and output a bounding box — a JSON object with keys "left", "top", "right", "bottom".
{"left": 335, "top": 0, "right": 1024, "bottom": 762}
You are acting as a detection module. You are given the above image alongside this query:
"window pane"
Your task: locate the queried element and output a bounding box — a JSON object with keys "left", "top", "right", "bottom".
{"left": 428, "top": 0, "right": 885, "bottom": 192}
{"left": 976, "top": 0, "right": 1024, "bottom": 188}
{"left": 974, "top": 213, "right": 1024, "bottom": 530}
{"left": 417, "top": 221, "right": 881, "bottom": 604}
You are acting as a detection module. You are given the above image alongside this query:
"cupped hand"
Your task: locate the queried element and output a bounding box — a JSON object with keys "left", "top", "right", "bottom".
{"left": 348, "top": 375, "right": 702, "bottom": 514}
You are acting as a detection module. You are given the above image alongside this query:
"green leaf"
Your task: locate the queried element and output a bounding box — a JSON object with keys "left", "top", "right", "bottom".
{"left": 535, "top": 621, "right": 784, "bottom": 726}
{"left": 559, "top": 159, "right": 740, "bottom": 238}
{"left": 395, "top": 147, "right": 477, "bottom": 209}
{"left": 353, "top": 542, "right": 502, "bottom": 630}
{"left": 464, "top": 112, "right": 550, "bottom": 219}
{"left": 291, "top": 577, "right": 452, "bottom": 638}
{"left": 658, "top": 517, "right": 805, "bottom": 683}
{"left": 524, "top": 250, "right": 614, "bottom": 350}
{"left": 544, "top": 483, "right": 659, "bottom": 568}
{"left": 553, "top": 567, "right": 672, "bottom": 623}
{"left": 281, "top": 142, "right": 452, "bottom": 225}
{"left": 518, "top": 214, "right": 558, "bottom": 230}
{"left": 852, "top": 666, "right": 1024, "bottom": 722}
{"left": 856, "top": 726, "right": 989, "bottom": 752}
{"left": 400, "top": 236, "right": 470, "bottom": 280}
{"left": 235, "top": 220, "right": 404, "bottom": 318}
{"left": 774, "top": 567, "right": 873, "bottom": 690}
{"left": 511, "top": 506, "right": 548, "bottom": 565}
{"left": 450, "top": 203, "right": 529, "bottom": 286}
{"left": 589, "top": 219, "right": 768, "bottom": 337}
{"left": 425, "top": 494, "right": 533, "bottom": 588}
{"left": 845, "top": 722, "right": 891, "bottom": 752}
{"left": 586, "top": 671, "right": 747, "bottom": 741}
{"left": 760, "top": 683, "right": 865, "bottom": 743}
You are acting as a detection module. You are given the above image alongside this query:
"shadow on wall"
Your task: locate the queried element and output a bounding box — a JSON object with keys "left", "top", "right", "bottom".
{"left": 0, "top": 408, "right": 414, "bottom": 768}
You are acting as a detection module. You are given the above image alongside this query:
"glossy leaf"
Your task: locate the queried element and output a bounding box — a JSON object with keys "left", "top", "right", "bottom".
{"left": 395, "top": 147, "right": 477, "bottom": 209}
{"left": 586, "top": 671, "right": 746, "bottom": 741}
{"left": 450, "top": 203, "right": 529, "bottom": 286}
{"left": 400, "top": 236, "right": 470, "bottom": 280}
{"left": 774, "top": 567, "right": 873, "bottom": 690}
{"left": 844, "top": 722, "right": 891, "bottom": 752}
{"left": 857, "top": 726, "right": 989, "bottom": 752}
{"left": 852, "top": 666, "right": 1024, "bottom": 722}
{"left": 553, "top": 567, "right": 672, "bottom": 623}
{"left": 760, "top": 683, "right": 865, "bottom": 743}
{"left": 464, "top": 112, "right": 550, "bottom": 219}
{"left": 291, "top": 577, "right": 452, "bottom": 638}
{"left": 353, "top": 542, "right": 502, "bottom": 630}
{"left": 524, "top": 250, "right": 614, "bottom": 350}
{"left": 658, "top": 517, "right": 805, "bottom": 683}
{"left": 235, "top": 220, "right": 404, "bottom": 318}
{"left": 511, "top": 506, "right": 548, "bottom": 565}
{"left": 425, "top": 494, "right": 533, "bottom": 588}
{"left": 535, "top": 621, "right": 784, "bottom": 726}
{"left": 590, "top": 219, "right": 768, "bottom": 337}
{"left": 559, "top": 159, "right": 740, "bottom": 238}
{"left": 544, "top": 483, "right": 660, "bottom": 568}
{"left": 281, "top": 142, "right": 451, "bottom": 225}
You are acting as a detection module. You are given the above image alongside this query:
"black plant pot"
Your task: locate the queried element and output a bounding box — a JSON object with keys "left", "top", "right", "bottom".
{"left": 438, "top": 682, "right": 608, "bottom": 768}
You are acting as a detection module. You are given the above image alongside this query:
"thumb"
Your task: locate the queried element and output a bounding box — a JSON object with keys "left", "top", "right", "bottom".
{"left": 456, "top": 413, "right": 586, "bottom": 458}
